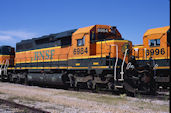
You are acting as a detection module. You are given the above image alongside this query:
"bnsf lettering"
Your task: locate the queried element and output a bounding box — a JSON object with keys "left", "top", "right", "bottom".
{"left": 146, "top": 48, "right": 165, "bottom": 56}
{"left": 34, "top": 49, "right": 55, "bottom": 60}
{"left": 73, "top": 47, "right": 88, "bottom": 55}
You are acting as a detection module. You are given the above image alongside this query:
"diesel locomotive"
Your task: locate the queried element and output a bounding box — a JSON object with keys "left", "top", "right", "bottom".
{"left": 132, "top": 26, "right": 170, "bottom": 90}
{"left": 0, "top": 25, "right": 169, "bottom": 94}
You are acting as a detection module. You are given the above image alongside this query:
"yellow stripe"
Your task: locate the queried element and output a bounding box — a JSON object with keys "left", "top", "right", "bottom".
{"left": 8, "top": 66, "right": 110, "bottom": 70}
{"left": 69, "top": 55, "right": 106, "bottom": 59}
{"left": 8, "top": 67, "right": 15, "bottom": 70}
{"left": 75, "top": 63, "right": 80, "bottom": 66}
{"left": 155, "top": 66, "right": 170, "bottom": 69}
{"left": 135, "top": 57, "right": 170, "bottom": 60}
{"left": 93, "top": 62, "right": 99, "bottom": 65}
{"left": 0, "top": 55, "right": 10, "bottom": 57}
{"left": 15, "top": 55, "right": 107, "bottom": 64}
{"left": 133, "top": 46, "right": 144, "bottom": 48}
{"left": 96, "top": 40, "right": 129, "bottom": 44}
{"left": 8, "top": 66, "right": 169, "bottom": 70}
{"left": 8, "top": 66, "right": 88, "bottom": 70}
{"left": 8, "top": 67, "right": 68, "bottom": 70}
{"left": 16, "top": 46, "right": 61, "bottom": 54}
{"left": 68, "top": 66, "right": 88, "bottom": 69}
{"left": 92, "top": 66, "right": 109, "bottom": 69}
{"left": 16, "top": 58, "right": 67, "bottom": 64}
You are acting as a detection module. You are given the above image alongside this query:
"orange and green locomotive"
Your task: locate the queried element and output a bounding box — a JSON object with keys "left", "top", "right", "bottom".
{"left": 132, "top": 26, "right": 170, "bottom": 90}
{"left": 10, "top": 25, "right": 133, "bottom": 90}
{"left": 1, "top": 24, "right": 168, "bottom": 94}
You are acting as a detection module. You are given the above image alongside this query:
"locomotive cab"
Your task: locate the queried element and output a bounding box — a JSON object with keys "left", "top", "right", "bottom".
{"left": 69, "top": 25, "right": 132, "bottom": 70}
{"left": 69, "top": 25, "right": 133, "bottom": 91}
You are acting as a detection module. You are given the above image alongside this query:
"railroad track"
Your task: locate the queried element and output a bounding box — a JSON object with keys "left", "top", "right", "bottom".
{"left": 0, "top": 98, "right": 49, "bottom": 113}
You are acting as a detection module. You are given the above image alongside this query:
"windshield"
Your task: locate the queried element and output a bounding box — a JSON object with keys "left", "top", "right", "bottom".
{"left": 97, "top": 32, "right": 116, "bottom": 41}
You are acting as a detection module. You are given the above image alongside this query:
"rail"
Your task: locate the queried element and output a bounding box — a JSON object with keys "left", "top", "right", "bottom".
{"left": 0, "top": 98, "right": 49, "bottom": 113}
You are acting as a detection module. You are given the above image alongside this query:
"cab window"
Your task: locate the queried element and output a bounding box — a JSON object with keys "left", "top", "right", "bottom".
{"left": 77, "top": 36, "right": 85, "bottom": 46}
{"left": 90, "top": 31, "right": 96, "bottom": 42}
{"left": 156, "top": 39, "right": 160, "bottom": 46}
{"left": 149, "top": 39, "right": 160, "bottom": 47}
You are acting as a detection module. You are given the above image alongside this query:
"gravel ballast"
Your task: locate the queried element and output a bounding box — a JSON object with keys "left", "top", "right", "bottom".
{"left": 0, "top": 82, "right": 169, "bottom": 113}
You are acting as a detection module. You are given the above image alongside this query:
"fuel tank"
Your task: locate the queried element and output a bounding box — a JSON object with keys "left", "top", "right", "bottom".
{"left": 27, "top": 73, "right": 65, "bottom": 86}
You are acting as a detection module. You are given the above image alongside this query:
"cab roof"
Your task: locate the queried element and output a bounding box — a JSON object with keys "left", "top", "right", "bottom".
{"left": 144, "top": 26, "right": 170, "bottom": 36}
{"left": 73, "top": 25, "right": 95, "bottom": 35}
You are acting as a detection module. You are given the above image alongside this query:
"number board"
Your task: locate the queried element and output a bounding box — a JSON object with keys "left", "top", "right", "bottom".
{"left": 146, "top": 48, "right": 165, "bottom": 56}
{"left": 73, "top": 47, "right": 88, "bottom": 55}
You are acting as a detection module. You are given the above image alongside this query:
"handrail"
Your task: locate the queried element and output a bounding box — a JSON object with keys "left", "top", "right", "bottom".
{"left": 0, "top": 60, "right": 4, "bottom": 76}
{"left": 0, "top": 59, "right": 9, "bottom": 75}
{"left": 110, "top": 44, "right": 118, "bottom": 81}
{"left": 4, "top": 59, "right": 9, "bottom": 75}
{"left": 120, "top": 49, "right": 128, "bottom": 80}
{"left": 0, "top": 60, "right": 5, "bottom": 69}
{"left": 66, "top": 46, "right": 72, "bottom": 68}
{"left": 144, "top": 48, "right": 147, "bottom": 60}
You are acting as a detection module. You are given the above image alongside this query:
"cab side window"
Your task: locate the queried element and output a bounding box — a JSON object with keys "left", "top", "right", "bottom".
{"left": 156, "top": 39, "right": 160, "bottom": 46}
{"left": 150, "top": 40, "right": 154, "bottom": 46}
{"left": 149, "top": 39, "right": 160, "bottom": 47}
{"left": 77, "top": 36, "right": 85, "bottom": 46}
{"left": 90, "top": 31, "right": 96, "bottom": 42}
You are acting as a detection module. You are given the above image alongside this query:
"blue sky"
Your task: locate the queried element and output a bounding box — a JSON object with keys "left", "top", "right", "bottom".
{"left": 0, "top": 0, "right": 170, "bottom": 47}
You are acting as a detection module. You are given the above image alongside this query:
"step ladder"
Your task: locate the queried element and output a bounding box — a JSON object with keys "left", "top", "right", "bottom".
{"left": 0, "top": 59, "right": 9, "bottom": 76}
{"left": 112, "top": 47, "right": 128, "bottom": 89}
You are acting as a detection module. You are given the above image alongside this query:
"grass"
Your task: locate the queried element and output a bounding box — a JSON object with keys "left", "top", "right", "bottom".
{"left": 164, "top": 95, "right": 169, "bottom": 101}
{"left": 54, "top": 91, "right": 169, "bottom": 112}
{"left": 133, "top": 98, "right": 169, "bottom": 112}
{"left": 54, "top": 91, "right": 128, "bottom": 105}
{"left": 0, "top": 91, "right": 5, "bottom": 94}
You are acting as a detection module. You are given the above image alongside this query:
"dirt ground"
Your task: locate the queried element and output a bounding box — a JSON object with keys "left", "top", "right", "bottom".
{"left": 0, "top": 82, "right": 169, "bottom": 113}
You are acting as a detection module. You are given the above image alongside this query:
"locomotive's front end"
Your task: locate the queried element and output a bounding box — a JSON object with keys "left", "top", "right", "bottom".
{"left": 0, "top": 46, "right": 15, "bottom": 81}
{"left": 88, "top": 25, "right": 133, "bottom": 91}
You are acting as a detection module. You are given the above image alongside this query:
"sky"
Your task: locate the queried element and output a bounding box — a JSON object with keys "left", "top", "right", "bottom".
{"left": 0, "top": 0, "right": 170, "bottom": 47}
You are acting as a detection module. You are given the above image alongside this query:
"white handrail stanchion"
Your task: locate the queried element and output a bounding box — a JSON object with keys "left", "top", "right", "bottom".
{"left": 2, "top": 59, "right": 9, "bottom": 75}
{"left": 144, "top": 48, "right": 147, "bottom": 60}
{"left": 0, "top": 60, "right": 5, "bottom": 76}
{"left": 120, "top": 49, "right": 128, "bottom": 80}
{"left": 110, "top": 44, "right": 118, "bottom": 81}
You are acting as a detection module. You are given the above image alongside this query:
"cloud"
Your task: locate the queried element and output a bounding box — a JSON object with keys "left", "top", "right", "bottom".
{"left": 0, "top": 30, "right": 38, "bottom": 47}
{"left": 0, "top": 35, "right": 14, "bottom": 41}
{"left": 0, "top": 30, "right": 38, "bottom": 39}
